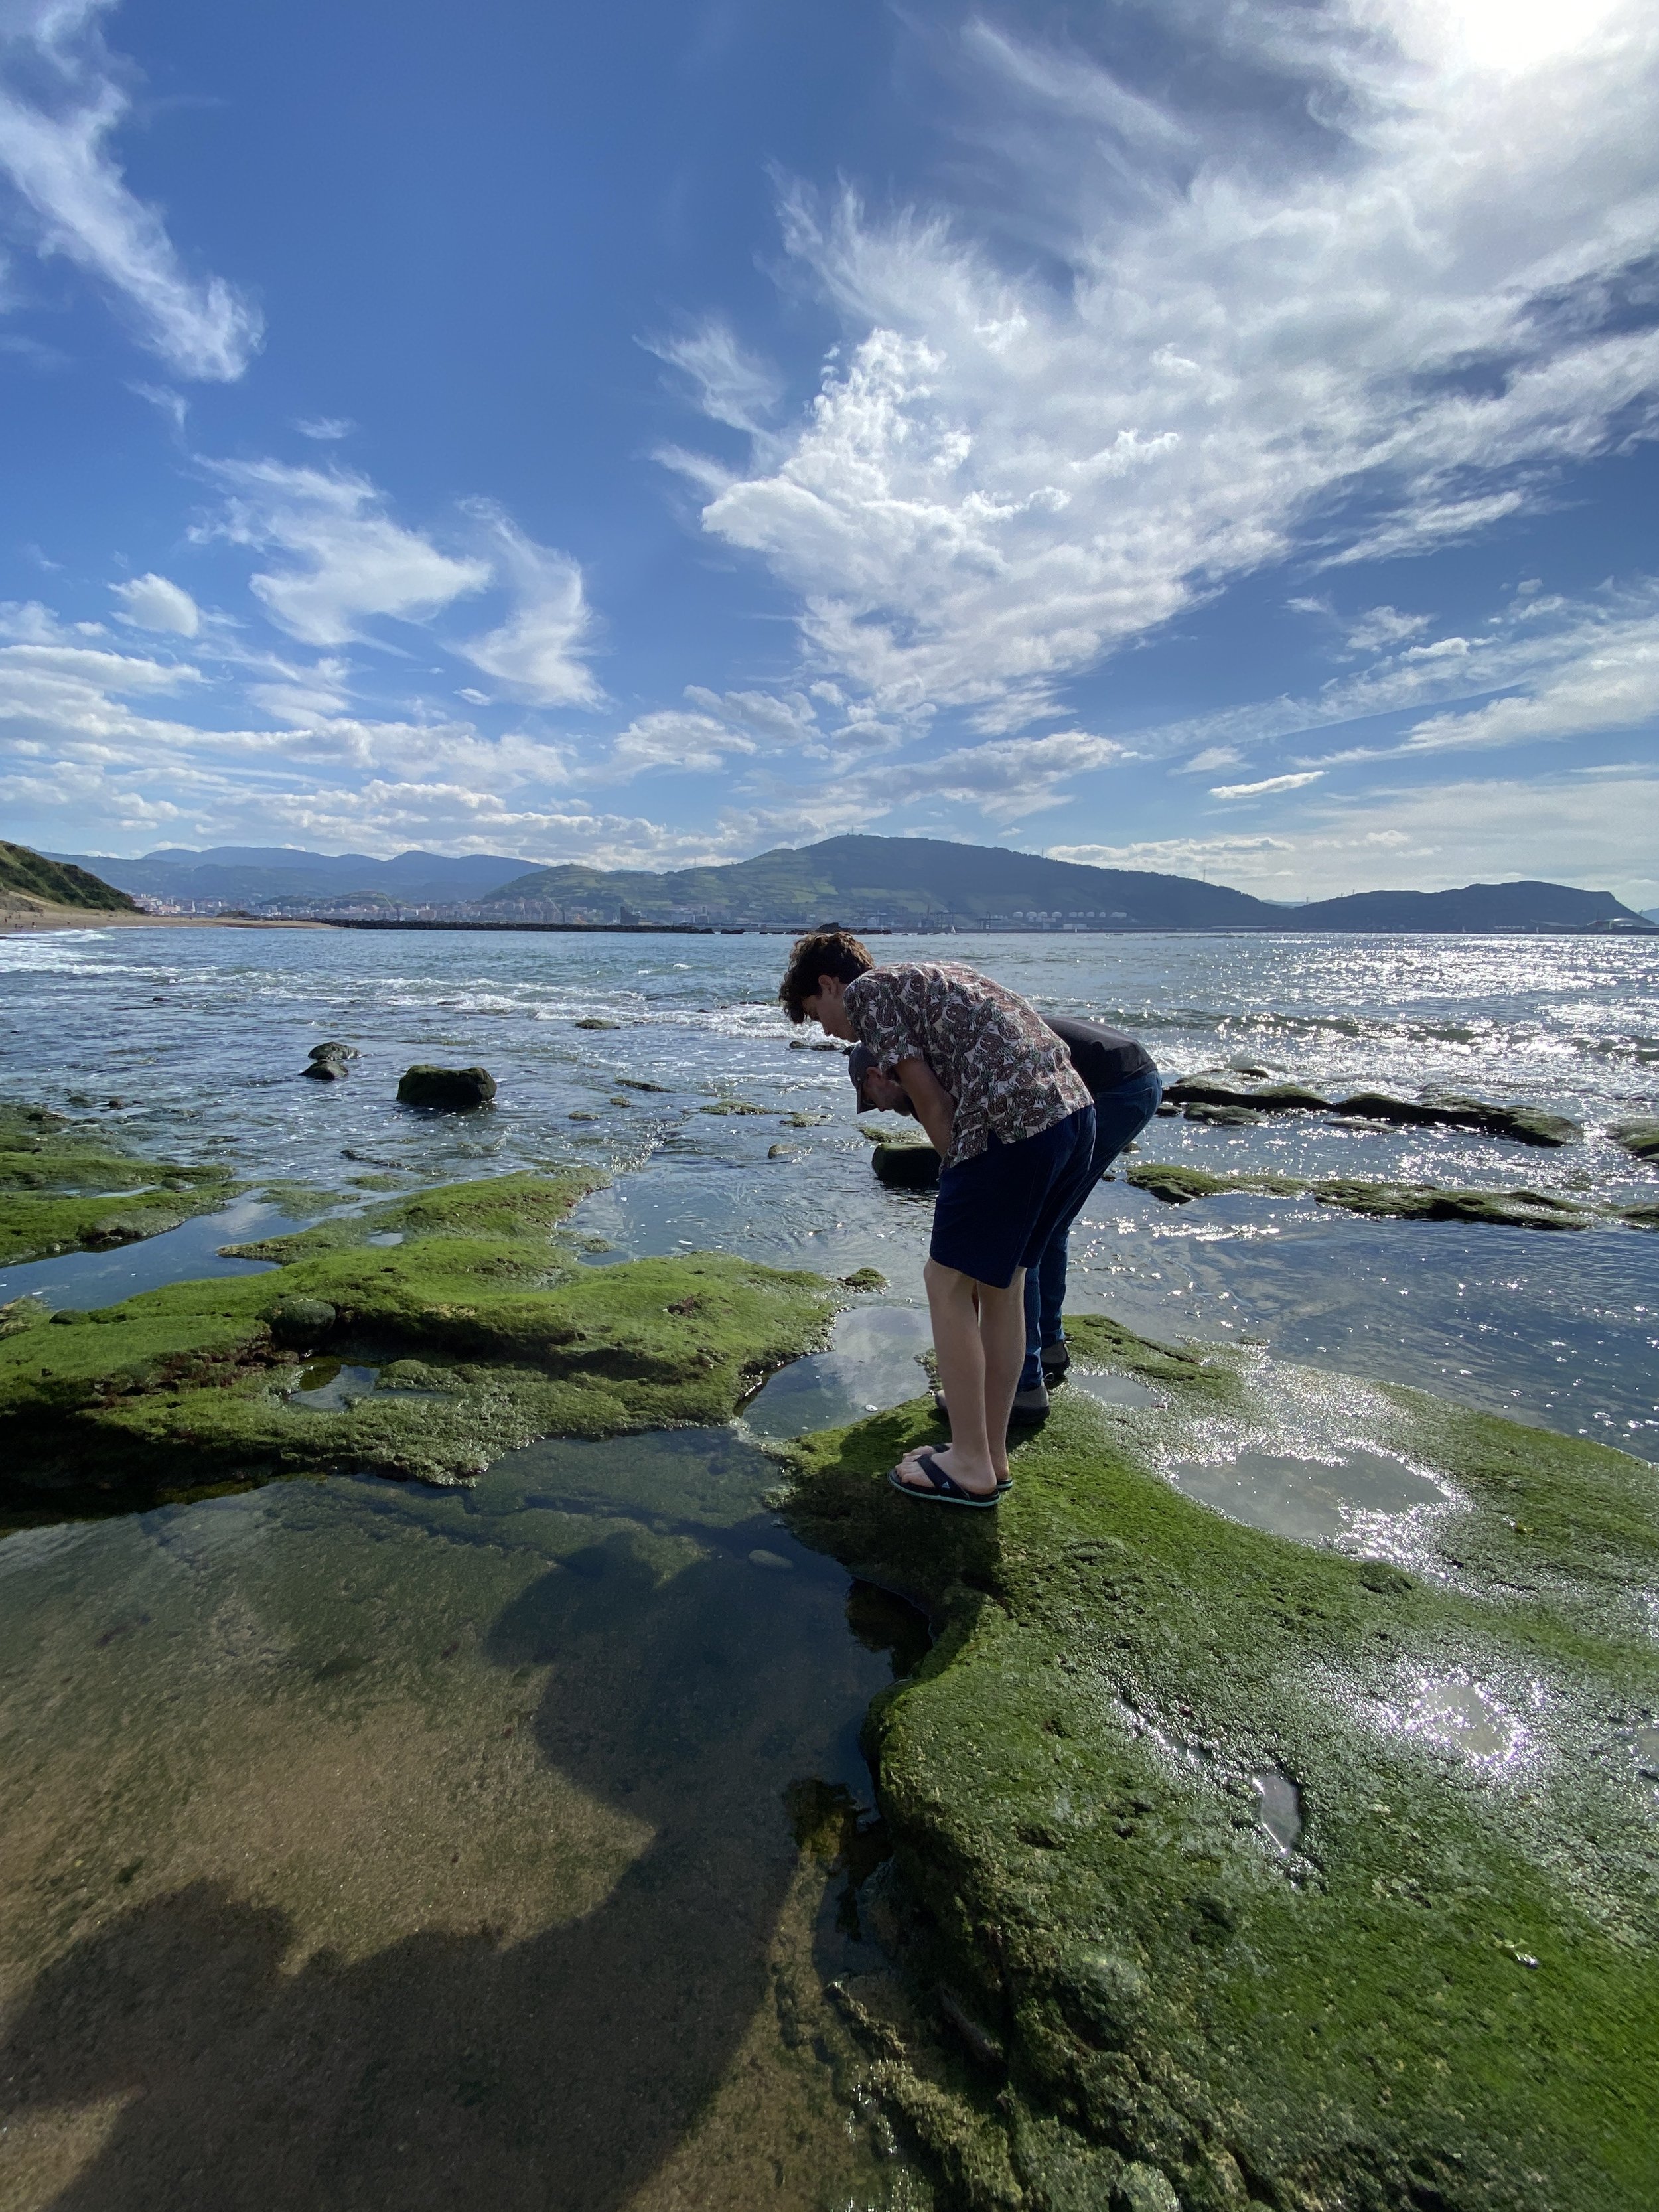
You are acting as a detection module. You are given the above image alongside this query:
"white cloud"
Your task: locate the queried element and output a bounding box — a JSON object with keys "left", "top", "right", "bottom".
{"left": 294, "top": 416, "right": 354, "bottom": 441}
{"left": 1344, "top": 605, "right": 1432, "bottom": 656}
{"left": 109, "top": 571, "right": 200, "bottom": 636}
{"left": 646, "top": 318, "right": 783, "bottom": 439}
{"left": 457, "top": 509, "right": 601, "bottom": 709}
{"left": 0, "top": 1, "right": 261, "bottom": 378}
{"left": 1057, "top": 769, "right": 1659, "bottom": 907}
{"left": 1398, "top": 625, "right": 1659, "bottom": 753}
{"left": 1210, "top": 769, "right": 1325, "bottom": 800}
{"left": 608, "top": 707, "right": 758, "bottom": 779}
{"left": 206, "top": 461, "right": 491, "bottom": 647}
{"left": 664, "top": 5, "right": 1659, "bottom": 725}
{"left": 826, "top": 728, "right": 1128, "bottom": 824}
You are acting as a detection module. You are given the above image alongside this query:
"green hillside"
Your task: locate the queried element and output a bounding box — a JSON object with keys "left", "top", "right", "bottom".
{"left": 0, "top": 841, "right": 137, "bottom": 913}
{"left": 486, "top": 833, "right": 1274, "bottom": 929}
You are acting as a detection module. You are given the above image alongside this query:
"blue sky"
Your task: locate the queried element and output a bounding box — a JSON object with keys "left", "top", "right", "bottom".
{"left": 1, "top": 0, "right": 1655, "bottom": 901}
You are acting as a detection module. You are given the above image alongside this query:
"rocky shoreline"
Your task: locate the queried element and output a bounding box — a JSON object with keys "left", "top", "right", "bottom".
{"left": 777, "top": 1320, "right": 1659, "bottom": 2211}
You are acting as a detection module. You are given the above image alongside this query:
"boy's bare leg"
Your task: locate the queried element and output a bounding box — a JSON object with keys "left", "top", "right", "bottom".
{"left": 977, "top": 1267, "right": 1027, "bottom": 1481}
{"left": 896, "top": 1260, "right": 1024, "bottom": 1497}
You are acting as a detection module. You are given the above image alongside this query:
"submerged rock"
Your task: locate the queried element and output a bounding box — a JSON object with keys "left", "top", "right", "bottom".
{"left": 0, "top": 1171, "right": 839, "bottom": 1513}
{"left": 1163, "top": 1073, "right": 1580, "bottom": 1147}
{"left": 1125, "top": 1160, "right": 1595, "bottom": 1231}
{"left": 778, "top": 1319, "right": 1659, "bottom": 2211}
{"left": 396, "top": 1064, "right": 497, "bottom": 1110}
{"left": 0, "top": 1101, "right": 242, "bottom": 1267}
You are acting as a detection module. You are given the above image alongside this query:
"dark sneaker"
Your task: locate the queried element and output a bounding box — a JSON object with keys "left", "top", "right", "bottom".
{"left": 933, "top": 1385, "right": 1050, "bottom": 1427}
{"left": 1039, "top": 1341, "right": 1071, "bottom": 1380}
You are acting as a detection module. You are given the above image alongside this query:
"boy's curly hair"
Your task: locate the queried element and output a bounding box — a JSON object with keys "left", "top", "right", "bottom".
{"left": 777, "top": 925, "right": 875, "bottom": 1023}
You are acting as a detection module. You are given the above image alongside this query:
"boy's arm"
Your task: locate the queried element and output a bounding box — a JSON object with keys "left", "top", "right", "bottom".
{"left": 895, "top": 1055, "right": 955, "bottom": 1156}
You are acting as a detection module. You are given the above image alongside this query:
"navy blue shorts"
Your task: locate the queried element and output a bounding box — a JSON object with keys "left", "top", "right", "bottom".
{"left": 929, "top": 1106, "right": 1098, "bottom": 1290}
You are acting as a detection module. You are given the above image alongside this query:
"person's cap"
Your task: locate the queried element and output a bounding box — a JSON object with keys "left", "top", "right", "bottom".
{"left": 847, "top": 1043, "right": 879, "bottom": 1089}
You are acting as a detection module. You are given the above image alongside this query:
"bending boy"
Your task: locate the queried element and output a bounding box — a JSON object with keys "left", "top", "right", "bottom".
{"left": 780, "top": 928, "right": 1096, "bottom": 1509}
{"left": 853, "top": 1014, "right": 1161, "bottom": 1418}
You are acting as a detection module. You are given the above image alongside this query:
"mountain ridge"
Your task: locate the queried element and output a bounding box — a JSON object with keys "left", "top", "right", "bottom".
{"left": 31, "top": 835, "right": 1653, "bottom": 933}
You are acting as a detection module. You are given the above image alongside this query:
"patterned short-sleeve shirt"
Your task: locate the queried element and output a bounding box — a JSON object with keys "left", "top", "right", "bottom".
{"left": 844, "top": 961, "right": 1091, "bottom": 1168}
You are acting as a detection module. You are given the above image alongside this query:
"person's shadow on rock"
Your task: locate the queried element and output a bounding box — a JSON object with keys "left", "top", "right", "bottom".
{"left": 1, "top": 1525, "right": 870, "bottom": 2211}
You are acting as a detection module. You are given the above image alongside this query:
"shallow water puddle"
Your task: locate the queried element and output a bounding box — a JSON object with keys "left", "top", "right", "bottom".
{"left": 1068, "top": 1369, "right": 1161, "bottom": 1411}
{"left": 1402, "top": 1672, "right": 1530, "bottom": 1765}
{"left": 743, "top": 1302, "right": 932, "bottom": 1439}
{"left": 0, "top": 1432, "right": 924, "bottom": 2211}
{"left": 1254, "top": 1771, "right": 1303, "bottom": 1852}
{"left": 1166, "top": 1446, "right": 1449, "bottom": 1547}
{"left": 288, "top": 1359, "right": 380, "bottom": 1412}
{"left": 0, "top": 1197, "right": 291, "bottom": 1309}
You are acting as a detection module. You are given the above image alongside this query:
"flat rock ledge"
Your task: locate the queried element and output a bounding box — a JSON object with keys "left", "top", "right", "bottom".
{"left": 0, "top": 1171, "right": 838, "bottom": 1520}
{"left": 0, "top": 1101, "right": 242, "bottom": 1268}
{"left": 1122, "top": 1160, "right": 1635, "bottom": 1232}
{"left": 777, "top": 1317, "right": 1659, "bottom": 2212}
{"left": 1163, "top": 1076, "right": 1581, "bottom": 1149}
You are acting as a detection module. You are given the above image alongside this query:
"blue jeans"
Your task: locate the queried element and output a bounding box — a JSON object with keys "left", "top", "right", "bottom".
{"left": 1020, "top": 1068, "right": 1163, "bottom": 1390}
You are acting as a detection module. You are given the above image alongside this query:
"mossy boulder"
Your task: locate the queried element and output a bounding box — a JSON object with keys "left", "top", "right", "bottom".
{"left": 396, "top": 1064, "right": 496, "bottom": 1110}
{"left": 777, "top": 1320, "right": 1659, "bottom": 2210}
{"left": 873, "top": 1143, "right": 942, "bottom": 1192}
{"left": 0, "top": 1172, "right": 838, "bottom": 1516}
{"left": 0, "top": 1101, "right": 242, "bottom": 1266}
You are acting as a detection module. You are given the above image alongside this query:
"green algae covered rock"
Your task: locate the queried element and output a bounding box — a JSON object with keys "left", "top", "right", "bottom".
{"left": 1125, "top": 1160, "right": 1596, "bottom": 1231}
{"left": 1161, "top": 1076, "right": 1580, "bottom": 1147}
{"left": 1611, "top": 1119, "right": 1659, "bottom": 1165}
{"left": 1, "top": 1172, "right": 838, "bottom": 1516}
{"left": 0, "top": 1100, "right": 242, "bottom": 1266}
{"left": 778, "top": 1322, "right": 1659, "bottom": 2211}
{"left": 872, "top": 1142, "right": 942, "bottom": 1191}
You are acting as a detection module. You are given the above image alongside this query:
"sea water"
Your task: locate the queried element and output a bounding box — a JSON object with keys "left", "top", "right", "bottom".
{"left": 0, "top": 923, "right": 1654, "bottom": 2209}
{"left": 2, "top": 924, "right": 1654, "bottom": 1447}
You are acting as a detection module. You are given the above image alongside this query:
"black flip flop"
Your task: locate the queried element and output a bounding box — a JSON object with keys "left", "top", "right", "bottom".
{"left": 888, "top": 1447, "right": 1001, "bottom": 1509}
{"left": 930, "top": 1395, "right": 1015, "bottom": 1491}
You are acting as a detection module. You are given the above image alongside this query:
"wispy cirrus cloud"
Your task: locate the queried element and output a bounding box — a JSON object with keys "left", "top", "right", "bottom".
{"left": 0, "top": 0, "right": 261, "bottom": 378}
{"left": 458, "top": 507, "right": 601, "bottom": 711}
{"left": 662, "top": 2, "right": 1659, "bottom": 730}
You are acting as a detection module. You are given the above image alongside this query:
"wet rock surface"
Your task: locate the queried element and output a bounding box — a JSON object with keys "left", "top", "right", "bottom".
{"left": 1611, "top": 1118, "right": 1659, "bottom": 1164}
{"left": 0, "top": 1102, "right": 243, "bottom": 1268}
{"left": 396, "top": 1064, "right": 498, "bottom": 1110}
{"left": 1163, "top": 1074, "right": 1581, "bottom": 1147}
{"left": 1125, "top": 1159, "right": 1602, "bottom": 1231}
{"left": 778, "top": 1315, "right": 1659, "bottom": 2211}
{"left": 0, "top": 1172, "right": 838, "bottom": 1521}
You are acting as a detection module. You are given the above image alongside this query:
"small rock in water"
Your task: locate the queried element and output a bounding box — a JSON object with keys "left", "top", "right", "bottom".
{"left": 396, "top": 1064, "right": 496, "bottom": 1110}
{"left": 303, "top": 1041, "right": 357, "bottom": 1082}
{"left": 747, "top": 1548, "right": 793, "bottom": 1571}
{"left": 573, "top": 1016, "right": 621, "bottom": 1029}
{"left": 767, "top": 1143, "right": 795, "bottom": 1159}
